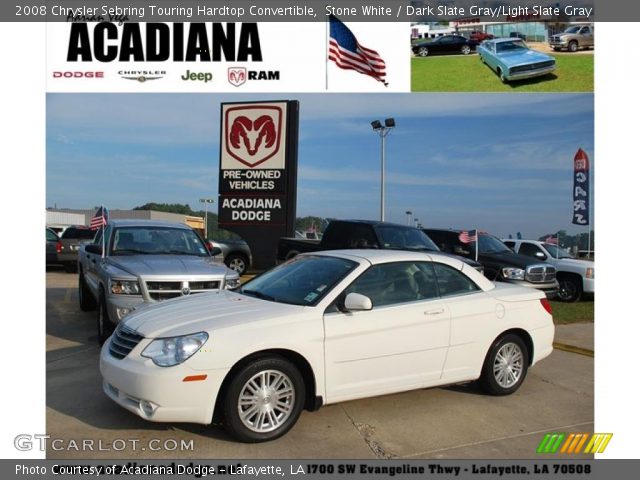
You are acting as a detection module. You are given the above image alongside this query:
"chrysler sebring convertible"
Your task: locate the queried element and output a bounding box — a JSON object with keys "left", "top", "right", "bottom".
{"left": 100, "top": 250, "right": 554, "bottom": 443}
{"left": 478, "top": 38, "right": 556, "bottom": 83}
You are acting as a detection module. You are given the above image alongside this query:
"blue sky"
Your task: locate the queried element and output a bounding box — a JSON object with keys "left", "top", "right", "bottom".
{"left": 47, "top": 93, "right": 593, "bottom": 239}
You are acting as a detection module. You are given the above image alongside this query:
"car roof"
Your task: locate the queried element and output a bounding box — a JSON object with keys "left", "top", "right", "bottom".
{"left": 108, "top": 219, "right": 193, "bottom": 229}
{"left": 491, "top": 38, "right": 526, "bottom": 44}
{"left": 336, "top": 219, "right": 419, "bottom": 229}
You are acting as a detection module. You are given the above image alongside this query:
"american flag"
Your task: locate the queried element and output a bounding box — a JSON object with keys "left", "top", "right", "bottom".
{"left": 328, "top": 16, "right": 387, "bottom": 86}
{"left": 90, "top": 206, "right": 109, "bottom": 230}
{"left": 545, "top": 236, "right": 558, "bottom": 245}
{"left": 458, "top": 229, "right": 478, "bottom": 244}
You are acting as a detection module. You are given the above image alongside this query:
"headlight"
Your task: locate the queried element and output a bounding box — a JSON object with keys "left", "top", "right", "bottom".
{"left": 111, "top": 279, "right": 141, "bottom": 295}
{"left": 141, "top": 332, "right": 209, "bottom": 367}
{"left": 502, "top": 267, "right": 525, "bottom": 280}
{"left": 585, "top": 267, "right": 594, "bottom": 279}
{"left": 225, "top": 276, "right": 241, "bottom": 289}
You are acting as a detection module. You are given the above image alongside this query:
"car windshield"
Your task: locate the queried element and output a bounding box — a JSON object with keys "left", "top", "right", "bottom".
{"left": 542, "top": 243, "right": 575, "bottom": 259}
{"left": 110, "top": 226, "right": 209, "bottom": 256}
{"left": 496, "top": 40, "right": 528, "bottom": 53}
{"left": 564, "top": 26, "right": 581, "bottom": 34}
{"left": 239, "top": 255, "right": 357, "bottom": 306}
{"left": 475, "top": 235, "right": 512, "bottom": 254}
{"left": 377, "top": 226, "right": 439, "bottom": 252}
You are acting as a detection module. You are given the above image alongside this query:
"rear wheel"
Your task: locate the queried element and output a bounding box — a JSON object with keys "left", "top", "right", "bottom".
{"left": 79, "top": 271, "right": 97, "bottom": 311}
{"left": 222, "top": 356, "right": 305, "bottom": 443}
{"left": 479, "top": 334, "right": 529, "bottom": 396}
{"left": 97, "top": 291, "right": 115, "bottom": 345}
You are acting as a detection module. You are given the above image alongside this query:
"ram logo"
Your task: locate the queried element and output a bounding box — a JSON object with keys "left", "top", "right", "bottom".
{"left": 228, "top": 68, "right": 247, "bottom": 87}
{"left": 224, "top": 106, "right": 283, "bottom": 168}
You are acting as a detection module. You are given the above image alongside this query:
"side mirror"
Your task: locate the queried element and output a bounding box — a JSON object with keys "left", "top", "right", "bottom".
{"left": 535, "top": 251, "right": 547, "bottom": 260}
{"left": 344, "top": 293, "right": 373, "bottom": 312}
{"left": 209, "top": 246, "right": 222, "bottom": 257}
{"left": 86, "top": 244, "right": 103, "bottom": 255}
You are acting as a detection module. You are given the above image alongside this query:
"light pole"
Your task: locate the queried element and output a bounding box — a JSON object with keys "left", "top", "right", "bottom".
{"left": 414, "top": 218, "right": 419, "bottom": 228}
{"left": 199, "top": 198, "right": 214, "bottom": 238}
{"left": 405, "top": 211, "right": 412, "bottom": 226}
{"left": 371, "top": 118, "right": 395, "bottom": 222}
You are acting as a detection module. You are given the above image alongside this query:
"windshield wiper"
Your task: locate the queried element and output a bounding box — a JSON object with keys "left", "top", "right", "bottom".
{"left": 161, "top": 250, "right": 200, "bottom": 256}
{"left": 113, "top": 249, "right": 151, "bottom": 255}
{"left": 241, "top": 289, "right": 277, "bottom": 302}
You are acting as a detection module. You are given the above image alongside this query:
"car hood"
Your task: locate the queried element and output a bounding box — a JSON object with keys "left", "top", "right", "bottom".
{"left": 480, "top": 251, "right": 549, "bottom": 269}
{"left": 122, "top": 290, "right": 302, "bottom": 338}
{"left": 497, "top": 49, "right": 554, "bottom": 66}
{"left": 552, "top": 258, "right": 594, "bottom": 269}
{"left": 108, "top": 254, "right": 231, "bottom": 277}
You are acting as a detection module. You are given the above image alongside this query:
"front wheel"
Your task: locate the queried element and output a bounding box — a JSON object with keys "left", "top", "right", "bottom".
{"left": 225, "top": 253, "right": 248, "bottom": 276}
{"left": 568, "top": 40, "right": 579, "bottom": 52}
{"left": 497, "top": 68, "right": 508, "bottom": 83}
{"left": 417, "top": 46, "right": 429, "bottom": 57}
{"left": 222, "top": 356, "right": 305, "bottom": 443}
{"left": 479, "top": 334, "right": 529, "bottom": 396}
{"left": 557, "top": 275, "right": 582, "bottom": 302}
{"left": 97, "top": 291, "right": 115, "bottom": 345}
{"left": 461, "top": 45, "right": 472, "bottom": 55}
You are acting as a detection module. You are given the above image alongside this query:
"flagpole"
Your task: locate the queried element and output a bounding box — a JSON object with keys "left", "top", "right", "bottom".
{"left": 101, "top": 205, "right": 106, "bottom": 259}
{"left": 475, "top": 228, "right": 479, "bottom": 262}
{"left": 325, "top": 13, "right": 329, "bottom": 90}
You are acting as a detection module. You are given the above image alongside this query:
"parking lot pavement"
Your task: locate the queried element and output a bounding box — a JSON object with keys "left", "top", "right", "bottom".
{"left": 46, "top": 270, "right": 593, "bottom": 459}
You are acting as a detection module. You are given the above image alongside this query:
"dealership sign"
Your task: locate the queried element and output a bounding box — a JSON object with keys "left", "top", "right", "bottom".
{"left": 218, "top": 100, "right": 299, "bottom": 268}
{"left": 572, "top": 148, "right": 590, "bottom": 226}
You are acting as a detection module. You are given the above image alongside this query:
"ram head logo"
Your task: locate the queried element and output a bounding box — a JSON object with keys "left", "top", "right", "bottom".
{"left": 228, "top": 67, "right": 247, "bottom": 87}
{"left": 224, "top": 106, "right": 283, "bottom": 168}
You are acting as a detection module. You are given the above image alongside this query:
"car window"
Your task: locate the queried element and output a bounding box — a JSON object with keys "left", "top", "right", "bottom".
{"left": 345, "top": 262, "right": 439, "bottom": 308}
{"left": 433, "top": 263, "right": 479, "bottom": 297}
{"left": 503, "top": 240, "right": 516, "bottom": 250}
{"left": 518, "top": 242, "right": 545, "bottom": 259}
{"left": 46, "top": 229, "right": 58, "bottom": 241}
{"left": 61, "top": 227, "right": 95, "bottom": 240}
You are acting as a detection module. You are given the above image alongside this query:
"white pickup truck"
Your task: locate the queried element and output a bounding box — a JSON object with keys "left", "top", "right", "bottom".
{"left": 78, "top": 219, "right": 239, "bottom": 343}
{"left": 502, "top": 239, "right": 594, "bottom": 302}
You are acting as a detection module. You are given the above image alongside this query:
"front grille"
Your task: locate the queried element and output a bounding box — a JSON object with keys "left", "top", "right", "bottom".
{"left": 145, "top": 280, "right": 221, "bottom": 302}
{"left": 511, "top": 61, "right": 555, "bottom": 74}
{"left": 109, "top": 324, "right": 144, "bottom": 359}
{"left": 526, "top": 265, "right": 556, "bottom": 283}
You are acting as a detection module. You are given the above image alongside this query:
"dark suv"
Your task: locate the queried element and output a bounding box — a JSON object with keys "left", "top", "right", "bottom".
{"left": 58, "top": 225, "right": 96, "bottom": 272}
{"left": 423, "top": 229, "right": 558, "bottom": 298}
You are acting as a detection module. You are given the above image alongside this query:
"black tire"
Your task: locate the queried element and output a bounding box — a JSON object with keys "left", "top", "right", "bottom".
{"left": 97, "top": 291, "right": 115, "bottom": 345}
{"left": 568, "top": 40, "right": 579, "bottom": 52}
{"left": 222, "top": 356, "right": 305, "bottom": 443}
{"left": 557, "top": 274, "right": 583, "bottom": 302}
{"left": 497, "top": 68, "right": 508, "bottom": 84}
{"left": 225, "top": 253, "right": 248, "bottom": 276}
{"left": 64, "top": 261, "right": 78, "bottom": 273}
{"left": 552, "top": 47, "right": 561, "bottom": 52}
{"left": 79, "top": 271, "right": 97, "bottom": 311}
{"left": 479, "top": 334, "right": 529, "bottom": 396}
{"left": 417, "top": 46, "right": 429, "bottom": 57}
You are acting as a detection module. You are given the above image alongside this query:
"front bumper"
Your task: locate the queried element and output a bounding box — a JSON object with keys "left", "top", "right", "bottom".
{"left": 506, "top": 65, "right": 556, "bottom": 81}
{"left": 583, "top": 277, "right": 595, "bottom": 295}
{"left": 100, "top": 340, "right": 229, "bottom": 425}
{"left": 549, "top": 40, "right": 569, "bottom": 48}
{"left": 507, "top": 279, "right": 559, "bottom": 299}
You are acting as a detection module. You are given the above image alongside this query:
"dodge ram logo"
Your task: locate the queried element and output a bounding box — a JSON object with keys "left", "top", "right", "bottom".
{"left": 224, "top": 105, "right": 283, "bottom": 168}
{"left": 228, "top": 68, "right": 247, "bottom": 87}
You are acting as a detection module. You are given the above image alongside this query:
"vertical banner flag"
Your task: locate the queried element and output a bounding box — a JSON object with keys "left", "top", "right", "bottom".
{"left": 572, "top": 148, "right": 590, "bottom": 225}
{"left": 328, "top": 16, "right": 388, "bottom": 86}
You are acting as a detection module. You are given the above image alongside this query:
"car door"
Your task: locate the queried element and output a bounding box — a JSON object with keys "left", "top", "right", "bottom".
{"left": 432, "top": 262, "right": 500, "bottom": 381}
{"left": 323, "top": 261, "right": 451, "bottom": 403}
{"left": 438, "top": 36, "right": 456, "bottom": 53}
{"left": 580, "top": 26, "right": 594, "bottom": 46}
{"left": 84, "top": 225, "right": 109, "bottom": 292}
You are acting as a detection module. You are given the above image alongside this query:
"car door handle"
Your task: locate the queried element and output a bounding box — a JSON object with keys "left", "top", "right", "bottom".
{"left": 424, "top": 308, "right": 445, "bottom": 316}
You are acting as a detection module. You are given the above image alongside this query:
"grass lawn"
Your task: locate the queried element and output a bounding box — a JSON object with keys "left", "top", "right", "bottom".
{"left": 411, "top": 54, "right": 593, "bottom": 92}
{"left": 550, "top": 300, "right": 594, "bottom": 325}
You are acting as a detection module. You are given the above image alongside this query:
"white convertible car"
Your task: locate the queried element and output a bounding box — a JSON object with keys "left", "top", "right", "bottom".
{"left": 100, "top": 250, "right": 554, "bottom": 442}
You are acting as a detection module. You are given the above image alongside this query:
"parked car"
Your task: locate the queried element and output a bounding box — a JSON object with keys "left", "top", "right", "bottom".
{"left": 77, "top": 219, "right": 239, "bottom": 344}
{"left": 502, "top": 239, "right": 594, "bottom": 302}
{"left": 278, "top": 219, "right": 483, "bottom": 272}
{"left": 423, "top": 229, "right": 559, "bottom": 298}
{"left": 549, "top": 24, "right": 594, "bottom": 52}
{"left": 100, "top": 249, "right": 554, "bottom": 442}
{"left": 207, "top": 239, "right": 252, "bottom": 275}
{"left": 58, "top": 225, "right": 97, "bottom": 273}
{"left": 412, "top": 35, "right": 479, "bottom": 57}
{"left": 469, "top": 30, "right": 494, "bottom": 42}
{"left": 478, "top": 38, "right": 556, "bottom": 83}
{"left": 46, "top": 227, "right": 60, "bottom": 265}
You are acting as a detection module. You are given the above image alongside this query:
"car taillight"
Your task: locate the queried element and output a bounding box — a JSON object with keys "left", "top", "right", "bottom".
{"left": 56, "top": 241, "right": 62, "bottom": 253}
{"left": 540, "top": 298, "right": 552, "bottom": 315}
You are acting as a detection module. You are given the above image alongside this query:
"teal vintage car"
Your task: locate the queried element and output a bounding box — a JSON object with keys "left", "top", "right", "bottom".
{"left": 478, "top": 38, "right": 556, "bottom": 83}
